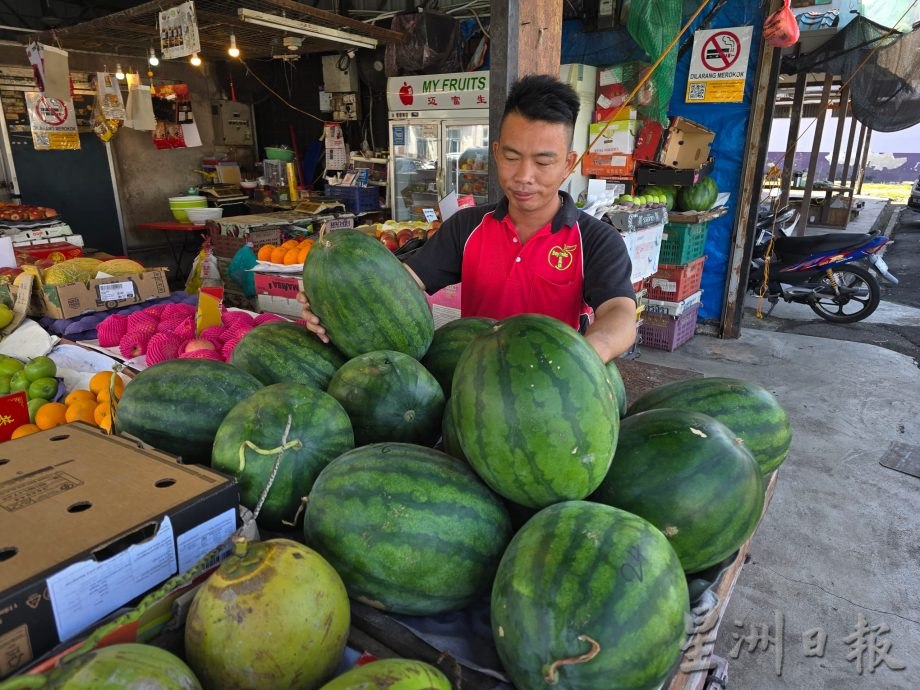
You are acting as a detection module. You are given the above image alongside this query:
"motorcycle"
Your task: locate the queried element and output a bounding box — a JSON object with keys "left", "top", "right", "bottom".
{"left": 748, "top": 205, "right": 898, "bottom": 323}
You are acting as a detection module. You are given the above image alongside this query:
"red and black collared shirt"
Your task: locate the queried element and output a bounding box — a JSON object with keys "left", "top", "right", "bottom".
{"left": 407, "top": 192, "right": 634, "bottom": 330}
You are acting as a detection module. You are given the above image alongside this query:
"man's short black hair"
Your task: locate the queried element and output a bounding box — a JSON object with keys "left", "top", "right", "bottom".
{"left": 500, "top": 74, "right": 580, "bottom": 138}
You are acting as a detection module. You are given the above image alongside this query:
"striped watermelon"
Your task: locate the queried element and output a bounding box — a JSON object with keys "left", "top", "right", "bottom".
{"left": 421, "top": 317, "right": 497, "bottom": 396}
{"left": 229, "top": 321, "right": 345, "bottom": 389}
{"left": 491, "top": 501, "right": 689, "bottom": 690}
{"left": 115, "top": 359, "right": 262, "bottom": 464}
{"left": 211, "top": 383, "right": 354, "bottom": 529}
{"left": 592, "top": 409, "right": 765, "bottom": 573}
{"left": 628, "top": 377, "right": 792, "bottom": 476}
{"left": 303, "top": 443, "right": 512, "bottom": 615}
{"left": 606, "top": 359, "right": 628, "bottom": 418}
{"left": 440, "top": 403, "right": 465, "bottom": 462}
{"left": 303, "top": 230, "right": 434, "bottom": 360}
{"left": 326, "top": 350, "right": 445, "bottom": 446}
{"left": 450, "top": 314, "right": 618, "bottom": 508}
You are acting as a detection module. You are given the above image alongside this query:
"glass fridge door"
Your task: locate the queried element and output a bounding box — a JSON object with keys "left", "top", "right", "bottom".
{"left": 443, "top": 122, "right": 489, "bottom": 206}
{"left": 389, "top": 120, "right": 441, "bottom": 222}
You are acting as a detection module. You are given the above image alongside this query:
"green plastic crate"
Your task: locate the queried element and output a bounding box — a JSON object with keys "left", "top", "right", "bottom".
{"left": 659, "top": 222, "right": 708, "bottom": 265}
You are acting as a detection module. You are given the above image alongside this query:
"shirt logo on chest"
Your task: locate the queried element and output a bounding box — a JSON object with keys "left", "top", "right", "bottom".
{"left": 547, "top": 244, "right": 577, "bottom": 271}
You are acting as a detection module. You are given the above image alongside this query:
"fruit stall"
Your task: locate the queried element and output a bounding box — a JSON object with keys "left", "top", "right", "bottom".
{"left": 0, "top": 223, "right": 791, "bottom": 690}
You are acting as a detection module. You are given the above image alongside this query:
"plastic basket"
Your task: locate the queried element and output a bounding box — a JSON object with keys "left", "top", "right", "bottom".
{"left": 325, "top": 185, "right": 381, "bottom": 213}
{"left": 208, "top": 225, "right": 281, "bottom": 259}
{"left": 639, "top": 302, "right": 701, "bottom": 351}
{"left": 659, "top": 221, "right": 708, "bottom": 265}
{"left": 646, "top": 256, "right": 706, "bottom": 302}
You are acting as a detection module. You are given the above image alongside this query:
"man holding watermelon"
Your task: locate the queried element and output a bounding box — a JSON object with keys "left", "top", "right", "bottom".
{"left": 300, "top": 75, "right": 637, "bottom": 362}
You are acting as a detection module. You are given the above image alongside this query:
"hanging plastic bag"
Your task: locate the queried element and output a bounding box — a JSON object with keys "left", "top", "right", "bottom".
{"left": 185, "top": 238, "right": 221, "bottom": 295}
{"left": 764, "top": 0, "right": 800, "bottom": 49}
{"left": 228, "top": 245, "right": 257, "bottom": 298}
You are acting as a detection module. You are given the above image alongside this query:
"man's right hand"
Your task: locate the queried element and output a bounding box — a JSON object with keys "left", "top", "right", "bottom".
{"left": 296, "top": 291, "right": 330, "bottom": 344}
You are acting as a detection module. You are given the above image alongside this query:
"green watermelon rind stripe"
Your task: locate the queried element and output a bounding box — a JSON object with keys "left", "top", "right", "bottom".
{"left": 229, "top": 321, "right": 345, "bottom": 388}
{"left": 303, "top": 231, "right": 434, "bottom": 360}
{"left": 492, "top": 502, "right": 687, "bottom": 690}
{"left": 421, "top": 317, "right": 497, "bottom": 395}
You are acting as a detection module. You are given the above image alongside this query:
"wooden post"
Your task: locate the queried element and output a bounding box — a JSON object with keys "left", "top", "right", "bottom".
{"left": 779, "top": 71, "right": 807, "bottom": 208}
{"left": 797, "top": 72, "right": 833, "bottom": 236}
{"left": 487, "top": 0, "right": 564, "bottom": 203}
{"left": 840, "top": 113, "right": 859, "bottom": 185}
{"left": 850, "top": 123, "right": 867, "bottom": 190}
{"left": 828, "top": 84, "right": 849, "bottom": 184}
{"left": 856, "top": 128, "right": 873, "bottom": 194}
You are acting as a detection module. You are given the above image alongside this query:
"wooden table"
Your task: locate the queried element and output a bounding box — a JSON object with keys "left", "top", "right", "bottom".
{"left": 789, "top": 185, "right": 854, "bottom": 226}
{"left": 136, "top": 221, "right": 206, "bottom": 282}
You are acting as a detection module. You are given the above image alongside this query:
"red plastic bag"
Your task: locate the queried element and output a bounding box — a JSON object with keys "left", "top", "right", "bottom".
{"left": 764, "top": 0, "right": 800, "bottom": 49}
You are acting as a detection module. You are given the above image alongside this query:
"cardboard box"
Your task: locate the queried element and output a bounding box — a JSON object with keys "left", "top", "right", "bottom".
{"left": 604, "top": 206, "right": 668, "bottom": 233}
{"left": 0, "top": 424, "right": 239, "bottom": 678}
{"left": 658, "top": 117, "right": 714, "bottom": 169}
{"left": 14, "top": 242, "right": 82, "bottom": 265}
{"left": 37, "top": 268, "right": 171, "bottom": 320}
{"left": 594, "top": 64, "right": 645, "bottom": 122}
{"left": 253, "top": 271, "right": 303, "bottom": 318}
{"left": 633, "top": 120, "right": 665, "bottom": 163}
{"left": 635, "top": 158, "right": 715, "bottom": 187}
{"left": 583, "top": 120, "right": 641, "bottom": 179}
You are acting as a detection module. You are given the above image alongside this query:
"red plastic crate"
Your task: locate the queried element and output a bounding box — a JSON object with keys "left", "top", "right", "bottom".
{"left": 646, "top": 256, "right": 706, "bottom": 302}
{"left": 639, "top": 302, "right": 701, "bottom": 351}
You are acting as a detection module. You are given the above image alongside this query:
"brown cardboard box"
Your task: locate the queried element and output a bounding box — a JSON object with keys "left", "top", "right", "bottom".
{"left": 41, "top": 268, "right": 170, "bottom": 319}
{"left": 253, "top": 271, "right": 303, "bottom": 317}
{"left": 0, "top": 424, "right": 239, "bottom": 677}
{"left": 658, "top": 117, "right": 714, "bottom": 169}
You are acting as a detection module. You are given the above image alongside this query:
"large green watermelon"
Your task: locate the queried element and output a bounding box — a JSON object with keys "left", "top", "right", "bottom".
{"left": 676, "top": 176, "right": 718, "bottom": 212}
{"left": 421, "top": 317, "right": 497, "bottom": 396}
{"left": 318, "top": 659, "right": 451, "bottom": 690}
{"left": 24, "top": 643, "right": 201, "bottom": 689}
{"left": 303, "top": 443, "right": 512, "bottom": 615}
{"left": 491, "top": 501, "right": 689, "bottom": 690}
{"left": 592, "top": 409, "right": 765, "bottom": 573}
{"left": 605, "top": 359, "right": 628, "bottom": 418}
{"left": 229, "top": 321, "right": 345, "bottom": 389}
{"left": 303, "top": 229, "right": 434, "bottom": 360}
{"left": 450, "top": 314, "right": 618, "bottom": 508}
{"left": 440, "top": 402, "right": 466, "bottom": 462}
{"left": 628, "top": 377, "right": 791, "bottom": 476}
{"left": 115, "top": 359, "right": 262, "bottom": 464}
{"left": 327, "top": 350, "right": 445, "bottom": 446}
{"left": 211, "top": 383, "right": 354, "bottom": 529}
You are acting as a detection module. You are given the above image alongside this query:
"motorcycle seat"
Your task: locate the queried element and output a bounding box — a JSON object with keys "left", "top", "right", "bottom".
{"left": 774, "top": 233, "right": 869, "bottom": 256}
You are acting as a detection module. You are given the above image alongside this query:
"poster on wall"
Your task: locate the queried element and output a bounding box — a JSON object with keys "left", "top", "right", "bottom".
{"left": 159, "top": 1, "right": 201, "bottom": 60}
{"left": 325, "top": 123, "right": 347, "bottom": 170}
{"left": 25, "top": 92, "right": 80, "bottom": 150}
{"left": 685, "top": 26, "right": 753, "bottom": 104}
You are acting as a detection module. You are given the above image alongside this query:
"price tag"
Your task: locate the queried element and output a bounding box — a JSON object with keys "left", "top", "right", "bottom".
{"left": 97, "top": 281, "right": 135, "bottom": 302}
{"left": 422, "top": 208, "right": 439, "bottom": 223}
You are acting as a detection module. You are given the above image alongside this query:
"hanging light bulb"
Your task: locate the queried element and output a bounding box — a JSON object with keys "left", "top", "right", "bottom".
{"left": 115, "top": 63, "right": 125, "bottom": 80}
{"left": 148, "top": 48, "right": 159, "bottom": 67}
{"left": 227, "top": 33, "right": 240, "bottom": 58}
{"left": 190, "top": 52, "right": 202, "bottom": 67}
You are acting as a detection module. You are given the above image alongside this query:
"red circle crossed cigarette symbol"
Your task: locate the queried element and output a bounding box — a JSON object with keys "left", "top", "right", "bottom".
{"left": 35, "top": 97, "right": 68, "bottom": 126}
{"left": 701, "top": 31, "right": 741, "bottom": 71}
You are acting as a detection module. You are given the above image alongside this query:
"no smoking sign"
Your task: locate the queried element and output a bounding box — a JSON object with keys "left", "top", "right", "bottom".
{"left": 702, "top": 31, "right": 741, "bottom": 71}
{"left": 35, "top": 96, "right": 68, "bottom": 126}
{"left": 686, "top": 26, "right": 753, "bottom": 103}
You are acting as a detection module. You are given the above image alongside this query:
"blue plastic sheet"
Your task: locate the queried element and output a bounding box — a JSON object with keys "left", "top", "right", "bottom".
{"left": 667, "top": 1, "right": 765, "bottom": 321}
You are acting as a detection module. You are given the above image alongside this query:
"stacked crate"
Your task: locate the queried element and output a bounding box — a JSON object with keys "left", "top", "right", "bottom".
{"left": 639, "top": 220, "right": 708, "bottom": 351}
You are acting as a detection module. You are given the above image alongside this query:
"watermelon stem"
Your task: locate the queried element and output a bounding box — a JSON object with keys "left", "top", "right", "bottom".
{"left": 237, "top": 414, "right": 303, "bottom": 522}
{"left": 541, "top": 635, "right": 602, "bottom": 685}
{"left": 283, "top": 495, "right": 309, "bottom": 528}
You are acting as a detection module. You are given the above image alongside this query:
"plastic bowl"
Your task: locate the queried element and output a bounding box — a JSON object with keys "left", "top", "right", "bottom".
{"left": 239, "top": 180, "right": 259, "bottom": 190}
{"left": 185, "top": 207, "right": 224, "bottom": 224}
{"left": 168, "top": 195, "right": 206, "bottom": 205}
{"left": 265, "top": 147, "right": 295, "bottom": 162}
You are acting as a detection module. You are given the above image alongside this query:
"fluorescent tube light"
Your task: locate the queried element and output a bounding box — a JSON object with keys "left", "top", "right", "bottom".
{"left": 237, "top": 8, "right": 378, "bottom": 50}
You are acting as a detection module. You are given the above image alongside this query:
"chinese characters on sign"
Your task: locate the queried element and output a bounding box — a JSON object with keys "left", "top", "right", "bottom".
{"left": 159, "top": 1, "right": 201, "bottom": 60}
{"left": 387, "top": 72, "right": 489, "bottom": 111}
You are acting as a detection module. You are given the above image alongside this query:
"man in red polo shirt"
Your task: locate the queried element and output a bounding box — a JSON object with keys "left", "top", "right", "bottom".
{"left": 300, "top": 74, "right": 636, "bottom": 362}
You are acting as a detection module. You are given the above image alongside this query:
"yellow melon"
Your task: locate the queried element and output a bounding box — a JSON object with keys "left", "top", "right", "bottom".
{"left": 42, "top": 258, "right": 102, "bottom": 285}
{"left": 95, "top": 259, "right": 146, "bottom": 277}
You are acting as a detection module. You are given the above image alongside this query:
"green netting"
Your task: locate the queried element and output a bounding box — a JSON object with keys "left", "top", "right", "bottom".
{"left": 626, "top": 0, "right": 683, "bottom": 124}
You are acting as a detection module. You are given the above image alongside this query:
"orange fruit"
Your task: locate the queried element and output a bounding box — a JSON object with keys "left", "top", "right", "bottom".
{"left": 94, "top": 402, "right": 113, "bottom": 432}
{"left": 298, "top": 239, "right": 314, "bottom": 249}
{"left": 64, "top": 389, "right": 96, "bottom": 406}
{"left": 95, "top": 387, "right": 120, "bottom": 405}
{"left": 11, "top": 424, "right": 40, "bottom": 439}
{"left": 89, "top": 372, "right": 125, "bottom": 398}
{"left": 65, "top": 399, "right": 97, "bottom": 424}
{"left": 257, "top": 244, "right": 276, "bottom": 262}
{"left": 297, "top": 246, "right": 309, "bottom": 264}
{"left": 269, "top": 246, "right": 286, "bottom": 264}
{"left": 35, "top": 402, "right": 67, "bottom": 430}
{"left": 282, "top": 248, "right": 300, "bottom": 265}
{"left": 281, "top": 239, "right": 299, "bottom": 250}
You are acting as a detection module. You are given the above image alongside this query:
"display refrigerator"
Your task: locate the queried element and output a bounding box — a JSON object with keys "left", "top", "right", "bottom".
{"left": 386, "top": 66, "right": 595, "bottom": 221}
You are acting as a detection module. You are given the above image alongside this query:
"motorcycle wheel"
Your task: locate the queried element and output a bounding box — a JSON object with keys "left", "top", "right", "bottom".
{"left": 807, "top": 264, "right": 880, "bottom": 323}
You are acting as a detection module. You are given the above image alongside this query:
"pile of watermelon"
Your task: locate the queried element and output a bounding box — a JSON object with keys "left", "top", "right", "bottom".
{"left": 105, "top": 229, "right": 791, "bottom": 690}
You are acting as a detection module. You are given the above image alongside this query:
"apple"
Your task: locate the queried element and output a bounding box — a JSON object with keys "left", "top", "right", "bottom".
{"left": 380, "top": 235, "right": 398, "bottom": 251}
{"left": 182, "top": 338, "right": 216, "bottom": 354}
{"left": 396, "top": 229, "right": 415, "bottom": 248}
{"left": 399, "top": 82, "right": 414, "bottom": 106}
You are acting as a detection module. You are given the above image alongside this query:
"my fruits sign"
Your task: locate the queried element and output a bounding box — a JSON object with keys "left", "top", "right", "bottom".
{"left": 387, "top": 72, "right": 490, "bottom": 111}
